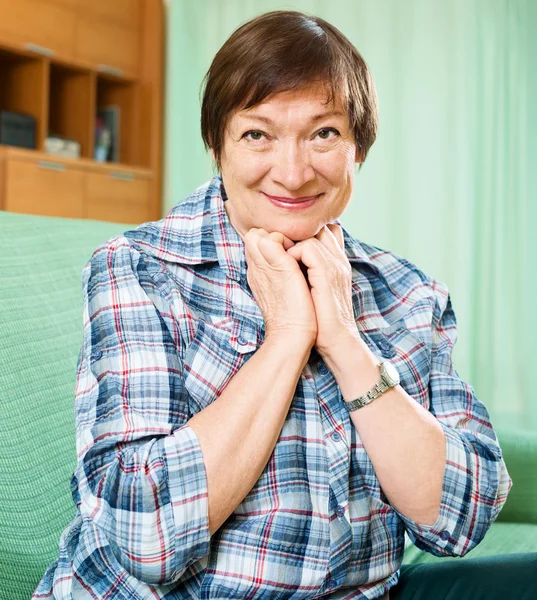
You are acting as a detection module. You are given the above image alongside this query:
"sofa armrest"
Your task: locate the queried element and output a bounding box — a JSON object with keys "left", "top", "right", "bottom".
{"left": 495, "top": 428, "right": 537, "bottom": 524}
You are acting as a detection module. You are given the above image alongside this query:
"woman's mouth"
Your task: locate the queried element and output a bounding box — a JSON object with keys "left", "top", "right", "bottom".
{"left": 263, "top": 192, "right": 320, "bottom": 210}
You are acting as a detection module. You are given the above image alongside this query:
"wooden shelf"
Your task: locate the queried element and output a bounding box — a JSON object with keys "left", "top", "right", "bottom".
{"left": 0, "top": 147, "right": 152, "bottom": 177}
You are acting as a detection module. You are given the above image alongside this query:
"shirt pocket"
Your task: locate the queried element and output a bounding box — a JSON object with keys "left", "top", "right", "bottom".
{"left": 360, "top": 322, "right": 432, "bottom": 408}
{"left": 182, "top": 316, "right": 260, "bottom": 415}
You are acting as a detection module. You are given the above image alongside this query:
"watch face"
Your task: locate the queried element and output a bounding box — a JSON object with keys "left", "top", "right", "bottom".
{"left": 382, "top": 361, "right": 400, "bottom": 386}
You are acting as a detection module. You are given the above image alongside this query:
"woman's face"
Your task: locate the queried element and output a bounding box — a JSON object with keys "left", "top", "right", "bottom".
{"left": 218, "top": 84, "right": 362, "bottom": 242}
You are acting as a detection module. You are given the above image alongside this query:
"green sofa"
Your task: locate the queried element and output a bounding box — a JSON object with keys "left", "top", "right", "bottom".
{"left": 1, "top": 211, "right": 536, "bottom": 600}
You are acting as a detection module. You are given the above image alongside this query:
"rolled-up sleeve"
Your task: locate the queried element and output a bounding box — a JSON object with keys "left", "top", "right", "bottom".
{"left": 396, "top": 280, "right": 512, "bottom": 557}
{"left": 73, "top": 236, "right": 210, "bottom": 584}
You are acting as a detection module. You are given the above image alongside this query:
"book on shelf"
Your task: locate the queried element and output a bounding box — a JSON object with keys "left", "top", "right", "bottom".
{"left": 94, "top": 105, "right": 120, "bottom": 162}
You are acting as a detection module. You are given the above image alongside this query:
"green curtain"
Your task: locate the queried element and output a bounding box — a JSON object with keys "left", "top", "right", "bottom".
{"left": 164, "top": 0, "right": 536, "bottom": 431}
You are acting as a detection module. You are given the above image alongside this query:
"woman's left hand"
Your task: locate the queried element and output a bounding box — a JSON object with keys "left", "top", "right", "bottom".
{"left": 286, "top": 223, "right": 360, "bottom": 359}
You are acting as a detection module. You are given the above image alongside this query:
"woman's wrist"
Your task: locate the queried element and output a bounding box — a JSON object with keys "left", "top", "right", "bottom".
{"left": 263, "top": 330, "right": 315, "bottom": 356}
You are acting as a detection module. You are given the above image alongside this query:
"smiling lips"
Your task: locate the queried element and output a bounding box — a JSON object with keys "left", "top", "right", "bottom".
{"left": 263, "top": 192, "right": 320, "bottom": 209}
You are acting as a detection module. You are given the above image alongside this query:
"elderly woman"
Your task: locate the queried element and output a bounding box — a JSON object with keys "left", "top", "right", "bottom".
{"left": 33, "top": 10, "right": 535, "bottom": 600}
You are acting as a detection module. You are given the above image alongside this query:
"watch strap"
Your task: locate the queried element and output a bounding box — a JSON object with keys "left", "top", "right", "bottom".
{"left": 342, "top": 366, "right": 391, "bottom": 412}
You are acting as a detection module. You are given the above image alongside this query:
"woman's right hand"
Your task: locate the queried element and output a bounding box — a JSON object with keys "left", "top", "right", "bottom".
{"left": 244, "top": 228, "right": 317, "bottom": 347}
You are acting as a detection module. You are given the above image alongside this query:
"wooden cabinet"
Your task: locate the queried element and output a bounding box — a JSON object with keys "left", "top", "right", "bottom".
{"left": 85, "top": 171, "right": 150, "bottom": 224}
{"left": 0, "top": 0, "right": 163, "bottom": 224}
{"left": 4, "top": 157, "right": 84, "bottom": 218}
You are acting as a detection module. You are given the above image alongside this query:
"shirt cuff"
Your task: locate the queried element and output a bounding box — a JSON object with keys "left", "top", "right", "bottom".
{"left": 393, "top": 423, "right": 472, "bottom": 556}
{"left": 164, "top": 423, "right": 211, "bottom": 576}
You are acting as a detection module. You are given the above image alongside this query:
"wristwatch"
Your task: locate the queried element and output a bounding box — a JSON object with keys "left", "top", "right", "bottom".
{"left": 342, "top": 360, "right": 400, "bottom": 412}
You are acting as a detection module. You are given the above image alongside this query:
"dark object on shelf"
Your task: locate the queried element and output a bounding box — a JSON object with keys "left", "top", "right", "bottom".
{"left": 45, "top": 135, "right": 81, "bottom": 159}
{"left": 95, "top": 105, "right": 120, "bottom": 162}
{"left": 0, "top": 110, "right": 36, "bottom": 149}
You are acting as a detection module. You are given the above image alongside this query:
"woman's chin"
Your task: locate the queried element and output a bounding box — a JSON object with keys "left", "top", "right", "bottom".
{"left": 265, "top": 221, "right": 324, "bottom": 242}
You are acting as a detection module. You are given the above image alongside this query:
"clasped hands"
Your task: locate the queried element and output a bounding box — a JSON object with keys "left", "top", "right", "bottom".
{"left": 243, "top": 223, "right": 365, "bottom": 362}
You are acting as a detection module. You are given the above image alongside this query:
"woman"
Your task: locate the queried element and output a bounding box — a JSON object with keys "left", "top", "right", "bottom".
{"left": 33, "top": 10, "right": 533, "bottom": 600}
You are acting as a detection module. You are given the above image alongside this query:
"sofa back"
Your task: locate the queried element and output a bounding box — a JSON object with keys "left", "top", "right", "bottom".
{"left": 494, "top": 428, "right": 537, "bottom": 524}
{"left": 0, "top": 211, "right": 132, "bottom": 600}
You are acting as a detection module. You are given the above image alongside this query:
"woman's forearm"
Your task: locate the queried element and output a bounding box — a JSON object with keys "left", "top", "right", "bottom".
{"left": 323, "top": 336, "right": 446, "bottom": 526}
{"left": 188, "top": 333, "right": 312, "bottom": 534}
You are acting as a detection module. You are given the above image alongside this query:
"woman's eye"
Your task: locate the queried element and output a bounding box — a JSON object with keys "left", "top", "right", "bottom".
{"left": 243, "top": 130, "right": 266, "bottom": 141}
{"left": 317, "top": 128, "right": 340, "bottom": 140}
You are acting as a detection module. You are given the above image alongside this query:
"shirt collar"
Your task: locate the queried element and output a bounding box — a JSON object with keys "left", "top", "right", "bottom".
{"left": 127, "top": 174, "right": 378, "bottom": 281}
{"left": 210, "top": 177, "right": 246, "bottom": 281}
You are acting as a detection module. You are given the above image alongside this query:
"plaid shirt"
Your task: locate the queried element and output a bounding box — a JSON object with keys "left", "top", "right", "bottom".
{"left": 34, "top": 175, "right": 511, "bottom": 600}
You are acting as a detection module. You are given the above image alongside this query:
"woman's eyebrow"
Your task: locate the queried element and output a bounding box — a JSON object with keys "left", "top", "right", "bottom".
{"left": 240, "top": 111, "right": 345, "bottom": 125}
{"left": 311, "top": 111, "right": 345, "bottom": 122}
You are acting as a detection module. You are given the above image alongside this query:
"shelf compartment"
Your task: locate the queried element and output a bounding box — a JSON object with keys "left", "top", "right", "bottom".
{"left": 96, "top": 75, "right": 139, "bottom": 167}
{"left": 48, "top": 63, "right": 95, "bottom": 159}
{"left": 0, "top": 48, "right": 48, "bottom": 151}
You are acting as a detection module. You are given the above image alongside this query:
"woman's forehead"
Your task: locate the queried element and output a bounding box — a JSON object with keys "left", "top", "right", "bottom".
{"left": 232, "top": 85, "right": 347, "bottom": 123}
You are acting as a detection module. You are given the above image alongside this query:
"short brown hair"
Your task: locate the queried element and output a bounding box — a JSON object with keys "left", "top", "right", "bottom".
{"left": 200, "top": 10, "right": 379, "bottom": 171}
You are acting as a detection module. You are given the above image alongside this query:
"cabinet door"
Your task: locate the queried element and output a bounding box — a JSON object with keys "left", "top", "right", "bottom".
{"left": 84, "top": 171, "right": 150, "bottom": 224}
{"left": 4, "top": 158, "right": 84, "bottom": 218}
{"left": 0, "top": 157, "right": 4, "bottom": 210}
{"left": 0, "top": 0, "right": 76, "bottom": 61}
{"left": 75, "top": 16, "right": 138, "bottom": 78}
{"left": 75, "top": 0, "right": 140, "bottom": 29}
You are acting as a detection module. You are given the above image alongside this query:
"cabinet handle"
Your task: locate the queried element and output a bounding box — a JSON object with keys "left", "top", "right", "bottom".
{"left": 97, "top": 64, "right": 125, "bottom": 78}
{"left": 38, "top": 161, "right": 65, "bottom": 172}
{"left": 110, "top": 172, "right": 134, "bottom": 181}
{"left": 25, "top": 43, "right": 54, "bottom": 57}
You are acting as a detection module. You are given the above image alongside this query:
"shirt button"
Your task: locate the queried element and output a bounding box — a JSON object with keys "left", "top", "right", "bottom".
{"left": 440, "top": 530, "right": 450, "bottom": 541}
{"left": 92, "top": 350, "right": 103, "bottom": 360}
{"left": 332, "top": 431, "right": 342, "bottom": 442}
{"left": 326, "top": 579, "right": 337, "bottom": 590}
{"left": 318, "top": 364, "right": 328, "bottom": 375}
{"left": 380, "top": 344, "right": 395, "bottom": 358}
{"left": 237, "top": 336, "right": 248, "bottom": 346}
{"left": 335, "top": 505, "right": 346, "bottom": 518}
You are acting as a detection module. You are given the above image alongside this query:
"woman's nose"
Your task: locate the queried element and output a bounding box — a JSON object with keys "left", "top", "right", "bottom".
{"left": 270, "top": 143, "right": 315, "bottom": 191}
